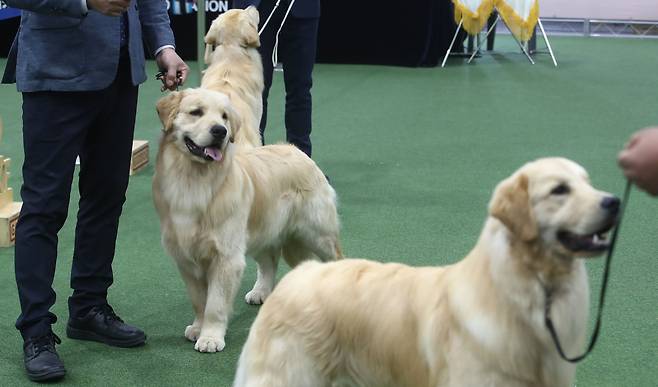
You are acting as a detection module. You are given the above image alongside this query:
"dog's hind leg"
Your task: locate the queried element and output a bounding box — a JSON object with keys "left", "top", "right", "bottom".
{"left": 195, "top": 254, "right": 246, "bottom": 353}
{"left": 282, "top": 234, "right": 342, "bottom": 266}
{"left": 175, "top": 261, "right": 208, "bottom": 342}
{"left": 297, "top": 193, "right": 342, "bottom": 262}
{"left": 311, "top": 236, "right": 343, "bottom": 262}
{"left": 245, "top": 249, "right": 279, "bottom": 305}
{"left": 282, "top": 238, "right": 314, "bottom": 267}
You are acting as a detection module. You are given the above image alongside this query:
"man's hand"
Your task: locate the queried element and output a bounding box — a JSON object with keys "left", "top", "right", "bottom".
{"left": 156, "top": 48, "right": 189, "bottom": 91}
{"left": 87, "top": 0, "right": 130, "bottom": 17}
{"left": 618, "top": 127, "right": 658, "bottom": 196}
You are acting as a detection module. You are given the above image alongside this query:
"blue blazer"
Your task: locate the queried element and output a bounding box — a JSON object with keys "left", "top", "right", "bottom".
{"left": 2, "top": 0, "right": 175, "bottom": 92}
{"left": 233, "top": 0, "right": 320, "bottom": 19}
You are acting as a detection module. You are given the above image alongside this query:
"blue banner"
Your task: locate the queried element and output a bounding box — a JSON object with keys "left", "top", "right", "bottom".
{"left": 166, "top": 0, "right": 229, "bottom": 15}
{"left": 0, "top": 1, "right": 21, "bottom": 21}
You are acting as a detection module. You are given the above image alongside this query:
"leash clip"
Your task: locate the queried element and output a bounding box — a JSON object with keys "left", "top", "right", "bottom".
{"left": 156, "top": 71, "right": 183, "bottom": 92}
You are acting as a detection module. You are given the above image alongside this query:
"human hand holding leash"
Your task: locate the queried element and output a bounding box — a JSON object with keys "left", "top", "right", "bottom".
{"left": 618, "top": 127, "right": 658, "bottom": 196}
{"left": 156, "top": 48, "right": 189, "bottom": 92}
{"left": 86, "top": 0, "right": 130, "bottom": 17}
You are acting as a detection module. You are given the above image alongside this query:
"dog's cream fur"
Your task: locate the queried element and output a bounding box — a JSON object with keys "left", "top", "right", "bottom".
{"left": 153, "top": 88, "right": 342, "bottom": 353}
{"left": 202, "top": 7, "right": 264, "bottom": 148}
{"left": 234, "top": 158, "right": 619, "bottom": 387}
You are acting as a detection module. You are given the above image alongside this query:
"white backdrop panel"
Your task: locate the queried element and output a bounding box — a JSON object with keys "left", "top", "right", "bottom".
{"left": 541, "top": 0, "right": 658, "bottom": 21}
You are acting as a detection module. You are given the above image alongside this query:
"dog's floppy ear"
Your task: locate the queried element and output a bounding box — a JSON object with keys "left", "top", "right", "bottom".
{"left": 224, "top": 99, "right": 240, "bottom": 143}
{"left": 204, "top": 20, "right": 220, "bottom": 64}
{"left": 245, "top": 5, "right": 260, "bottom": 25}
{"left": 489, "top": 173, "right": 538, "bottom": 241}
{"left": 156, "top": 91, "right": 183, "bottom": 132}
{"left": 242, "top": 6, "right": 260, "bottom": 48}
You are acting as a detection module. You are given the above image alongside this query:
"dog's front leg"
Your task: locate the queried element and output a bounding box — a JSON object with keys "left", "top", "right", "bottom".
{"left": 175, "top": 262, "right": 207, "bottom": 342}
{"left": 195, "top": 254, "right": 246, "bottom": 353}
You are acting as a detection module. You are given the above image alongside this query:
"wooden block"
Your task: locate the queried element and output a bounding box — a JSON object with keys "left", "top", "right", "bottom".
{"left": 0, "top": 186, "right": 13, "bottom": 209}
{"left": 0, "top": 116, "right": 19, "bottom": 247}
{"left": 0, "top": 156, "right": 12, "bottom": 208}
{"left": 0, "top": 201, "right": 22, "bottom": 247}
{"left": 130, "top": 140, "right": 149, "bottom": 175}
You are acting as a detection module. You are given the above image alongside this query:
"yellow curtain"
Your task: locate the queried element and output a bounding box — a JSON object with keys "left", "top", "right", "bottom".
{"left": 452, "top": 0, "right": 496, "bottom": 36}
{"left": 495, "top": 0, "right": 540, "bottom": 42}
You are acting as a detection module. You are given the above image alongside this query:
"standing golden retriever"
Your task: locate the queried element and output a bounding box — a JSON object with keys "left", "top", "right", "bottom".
{"left": 233, "top": 158, "right": 620, "bottom": 387}
{"left": 153, "top": 88, "right": 342, "bottom": 353}
{"left": 202, "top": 7, "right": 264, "bottom": 148}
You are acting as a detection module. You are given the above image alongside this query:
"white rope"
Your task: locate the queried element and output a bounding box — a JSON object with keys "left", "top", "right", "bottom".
{"left": 257, "top": 0, "right": 296, "bottom": 67}
{"left": 271, "top": 0, "right": 296, "bottom": 67}
{"left": 258, "top": 0, "right": 281, "bottom": 36}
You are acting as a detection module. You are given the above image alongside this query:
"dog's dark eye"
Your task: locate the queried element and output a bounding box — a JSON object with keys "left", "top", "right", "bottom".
{"left": 551, "top": 183, "right": 570, "bottom": 195}
{"left": 222, "top": 113, "right": 228, "bottom": 120}
{"left": 189, "top": 108, "right": 203, "bottom": 117}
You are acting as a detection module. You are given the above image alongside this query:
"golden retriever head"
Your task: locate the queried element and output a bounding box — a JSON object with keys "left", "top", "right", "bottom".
{"left": 489, "top": 158, "right": 620, "bottom": 258}
{"left": 156, "top": 88, "right": 239, "bottom": 164}
{"left": 204, "top": 6, "right": 260, "bottom": 63}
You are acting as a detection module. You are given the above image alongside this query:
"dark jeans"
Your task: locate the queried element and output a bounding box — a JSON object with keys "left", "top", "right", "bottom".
{"left": 14, "top": 54, "right": 138, "bottom": 340}
{"left": 258, "top": 4, "right": 318, "bottom": 157}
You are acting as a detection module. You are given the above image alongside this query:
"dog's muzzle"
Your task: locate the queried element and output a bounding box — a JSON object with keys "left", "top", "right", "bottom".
{"left": 557, "top": 196, "right": 620, "bottom": 253}
{"left": 184, "top": 135, "right": 224, "bottom": 162}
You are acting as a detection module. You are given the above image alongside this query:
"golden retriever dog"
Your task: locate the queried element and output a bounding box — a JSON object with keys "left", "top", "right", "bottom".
{"left": 234, "top": 158, "right": 620, "bottom": 387}
{"left": 152, "top": 88, "right": 342, "bottom": 353}
{"left": 202, "top": 6, "right": 264, "bottom": 148}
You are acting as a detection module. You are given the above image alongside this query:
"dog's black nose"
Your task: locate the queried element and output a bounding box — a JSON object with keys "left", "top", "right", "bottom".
{"left": 601, "top": 196, "right": 620, "bottom": 213}
{"left": 210, "top": 125, "right": 227, "bottom": 139}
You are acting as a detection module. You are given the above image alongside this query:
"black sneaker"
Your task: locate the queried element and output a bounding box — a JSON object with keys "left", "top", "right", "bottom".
{"left": 66, "top": 304, "right": 146, "bottom": 348}
{"left": 23, "top": 332, "right": 66, "bottom": 382}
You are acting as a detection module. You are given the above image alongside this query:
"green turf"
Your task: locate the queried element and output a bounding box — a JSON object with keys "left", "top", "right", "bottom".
{"left": 0, "top": 36, "right": 657, "bottom": 386}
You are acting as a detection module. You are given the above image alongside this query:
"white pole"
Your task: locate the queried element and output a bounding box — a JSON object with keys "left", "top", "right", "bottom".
{"left": 538, "top": 18, "right": 558, "bottom": 67}
{"left": 442, "top": 19, "right": 463, "bottom": 68}
{"left": 197, "top": 0, "right": 206, "bottom": 85}
{"left": 502, "top": 19, "right": 535, "bottom": 65}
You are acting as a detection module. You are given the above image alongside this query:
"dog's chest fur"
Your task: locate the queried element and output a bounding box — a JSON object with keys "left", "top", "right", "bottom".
{"left": 154, "top": 148, "right": 251, "bottom": 263}
{"left": 444, "top": 219, "right": 586, "bottom": 387}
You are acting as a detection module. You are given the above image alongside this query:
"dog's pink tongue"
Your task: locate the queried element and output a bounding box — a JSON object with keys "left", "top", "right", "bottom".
{"left": 204, "top": 147, "right": 223, "bottom": 162}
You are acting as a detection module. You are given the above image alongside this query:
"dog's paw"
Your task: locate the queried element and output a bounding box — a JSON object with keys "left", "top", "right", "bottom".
{"left": 184, "top": 325, "right": 201, "bottom": 342}
{"left": 245, "top": 288, "right": 270, "bottom": 305}
{"left": 194, "top": 335, "right": 226, "bottom": 353}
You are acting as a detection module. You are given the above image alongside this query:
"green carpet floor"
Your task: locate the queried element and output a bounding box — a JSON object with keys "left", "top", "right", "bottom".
{"left": 0, "top": 36, "right": 657, "bottom": 386}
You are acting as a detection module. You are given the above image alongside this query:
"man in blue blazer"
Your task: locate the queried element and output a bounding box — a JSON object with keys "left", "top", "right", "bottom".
{"left": 2, "top": 0, "right": 188, "bottom": 382}
{"left": 233, "top": 0, "right": 320, "bottom": 157}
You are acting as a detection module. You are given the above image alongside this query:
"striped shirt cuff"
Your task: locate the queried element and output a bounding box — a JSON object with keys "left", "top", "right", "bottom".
{"left": 155, "top": 45, "right": 176, "bottom": 57}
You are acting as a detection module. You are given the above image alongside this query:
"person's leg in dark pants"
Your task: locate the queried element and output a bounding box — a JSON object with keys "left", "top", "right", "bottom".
{"left": 15, "top": 91, "right": 99, "bottom": 340}
{"left": 280, "top": 17, "right": 318, "bottom": 157}
{"left": 64, "top": 55, "right": 145, "bottom": 348}
{"left": 68, "top": 56, "right": 138, "bottom": 318}
{"left": 257, "top": 2, "right": 279, "bottom": 145}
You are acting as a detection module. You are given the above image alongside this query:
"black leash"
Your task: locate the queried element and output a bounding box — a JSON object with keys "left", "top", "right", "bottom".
{"left": 544, "top": 180, "right": 632, "bottom": 363}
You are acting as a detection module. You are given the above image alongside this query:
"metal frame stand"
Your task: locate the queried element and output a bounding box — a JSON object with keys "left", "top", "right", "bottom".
{"left": 446, "top": 15, "right": 558, "bottom": 67}
{"left": 466, "top": 15, "right": 535, "bottom": 64}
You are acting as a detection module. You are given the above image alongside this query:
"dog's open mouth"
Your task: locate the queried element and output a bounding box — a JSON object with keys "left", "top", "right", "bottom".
{"left": 184, "top": 136, "right": 223, "bottom": 162}
{"left": 557, "top": 221, "right": 616, "bottom": 253}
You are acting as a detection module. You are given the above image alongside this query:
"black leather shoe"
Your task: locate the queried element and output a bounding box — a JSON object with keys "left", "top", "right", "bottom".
{"left": 66, "top": 304, "right": 146, "bottom": 348}
{"left": 23, "top": 332, "right": 66, "bottom": 382}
